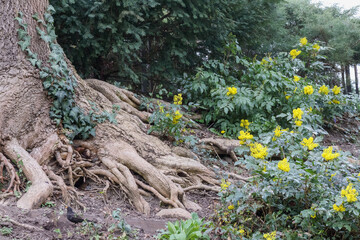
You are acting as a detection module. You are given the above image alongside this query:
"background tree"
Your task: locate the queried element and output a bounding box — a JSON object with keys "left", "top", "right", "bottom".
{"left": 51, "top": 0, "right": 283, "bottom": 94}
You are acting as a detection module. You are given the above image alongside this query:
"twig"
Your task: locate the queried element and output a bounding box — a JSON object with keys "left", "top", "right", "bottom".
{"left": 324, "top": 120, "right": 347, "bottom": 132}
{"left": 0, "top": 215, "right": 43, "bottom": 231}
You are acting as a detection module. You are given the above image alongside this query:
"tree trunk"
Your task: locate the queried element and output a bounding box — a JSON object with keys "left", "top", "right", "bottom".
{"left": 345, "top": 64, "right": 352, "bottom": 94}
{"left": 341, "top": 65, "right": 347, "bottom": 94}
{"left": 355, "top": 64, "right": 359, "bottom": 95}
{"left": 0, "top": 0, "right": 55, "bottom": 209}
{"left": 0, "top": 0, "right": 218, "bottom": 214}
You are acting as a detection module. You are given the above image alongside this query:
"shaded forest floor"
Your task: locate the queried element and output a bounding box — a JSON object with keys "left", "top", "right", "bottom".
{"left": 1, "top": 115, "right": 360, "bottom": 240}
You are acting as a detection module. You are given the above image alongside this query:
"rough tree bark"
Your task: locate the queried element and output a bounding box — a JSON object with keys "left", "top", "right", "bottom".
{"left": 355, "top": 64, "right": 359, "bottom": 95}
{"left": 345, "top": 64, "right": 352, "bottom": 94}
{"left": 341, "top": 65, "right": 347, "bottom": 94}
{"left": 0, "top": 0, "right": 222, "bottom": 214}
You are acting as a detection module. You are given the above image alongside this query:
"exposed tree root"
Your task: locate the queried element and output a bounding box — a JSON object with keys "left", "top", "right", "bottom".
{"left": 199, "top": 138, "right": 240, "bottom": 162}
{"left": 222, "top": 171, "right": 252, "bottom": 182}
{"left": 0, "top": 75, "right": 223, "bottom": 214}
{"left": 0, "top": 153, "right": 20, "bottom": 193}
{"left": 183, "top": 184, "right": 220, "bottom": 192}
{"left": 3, "top": 138, "right": 53, "bottom": 209}
{"left": 43, "top": 166, "right": 70, "bottom": 204}
{"left": 86, "top": 79, "right": 150, "bottom": 123}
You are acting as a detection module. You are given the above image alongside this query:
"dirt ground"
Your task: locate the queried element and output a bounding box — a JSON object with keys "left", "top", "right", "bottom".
{"left": 0, "top": 184, "right": 218, "bottom": 240}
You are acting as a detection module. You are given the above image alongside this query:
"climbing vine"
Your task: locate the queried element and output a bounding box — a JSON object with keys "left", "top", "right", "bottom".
{"left": 15, "top": 6, "right": 117, "bottom": 140}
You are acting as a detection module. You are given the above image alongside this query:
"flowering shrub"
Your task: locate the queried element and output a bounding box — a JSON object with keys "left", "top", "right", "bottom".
{"left": 210, "top": 115, "right": 360, "bottom": 239}
{"left": 183, "top": 35, "right": 359, "bottom": 137}
{"left": 148, "top": 95, "right": 196, "bottom": 145}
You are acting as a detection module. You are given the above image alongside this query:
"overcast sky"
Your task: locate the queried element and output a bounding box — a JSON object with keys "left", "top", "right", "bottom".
{"left": 312, "top": 0, "right": 360, "bottom": 16}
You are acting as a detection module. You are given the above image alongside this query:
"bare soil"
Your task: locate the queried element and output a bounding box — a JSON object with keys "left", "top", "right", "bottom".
{"left": 0, "top": 183, "right": 218, "bottom": 240}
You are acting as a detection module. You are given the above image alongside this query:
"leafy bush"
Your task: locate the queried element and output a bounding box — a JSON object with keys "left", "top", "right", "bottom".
{"left": 157, "top": 213, "right": 210, "bottom": 240}
{"left": 183, "top": 35, "right": 359, "bottom": 137}
{"left": 148, "top": 94, "right": 197, "bottom": 145}
{"left": 211, "top": 113, "right": 360, "bottom": 239}
{"left": 51, "top": 0, "right": 283, "bottom": 93}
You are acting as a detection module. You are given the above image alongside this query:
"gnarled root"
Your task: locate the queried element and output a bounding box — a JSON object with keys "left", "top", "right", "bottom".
{"left": 0, "top": 153, "right": 20, "bottom": 193}
{"left": 3, "top": 138, "right": 53, "bottom": 209}
{"left": 199, "top": 138, "right": 241, "bottom": 162}
{"left": 43, "top": 166, "right": 70, "bottom": 204}
{"left": 86, "top": 79, "right": 149, "bottom": 122}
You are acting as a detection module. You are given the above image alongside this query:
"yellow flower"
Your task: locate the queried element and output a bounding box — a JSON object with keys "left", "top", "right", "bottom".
{"left": 308, "top": 107, "right": 312, "bottom": 112}
{"left": 294, "top": 75, "right": 300, "bottom": 82}
{"left": 172, "top": 110, "right": 183, "bottom": 124}
{"left": 173, "top": 93, "right": 183, "bottom": 105}
{"left": 272, "top": 126, "right": 286, "bottom": 141}
{"left": 293, "top": 87, "right": 298, "bottom": 93}
{"left": 240, "top": 119, "right": 250, "bottom": 129}
{"left": 301, "top": 137, "right": 319, "bottom": 150}
{"left": 304, "top": 85, "right": 314, "bottom": 95}
{"left": 322, "top": 146, "right": 340, "bottom": 161}
{"left": 228, "top": 205, "right": 234, "bottom": 210}
{"left": 273, "top": 126, "right": 284, "bottom": 137}
{"left": 221, "top": 179, "right": 231, "bottom": 190}
{"left": 221, "top": 130, "right": 225, "bottom": 134}
{"left": 333, "top": 203, "right": 346, "bottom": 212}
{"left": 293, "top": 108, "right": 304, "bottom": 120}
{"left": 332, "top": 85, "right": 341, "bottom": 95}
{"left": 238, "top": 130, "right": 253, "bottom": 144}
{"left": 300, "top": 37, "right": 308, "bottom": 46}
{"left": 262, "top": 165, "right": 267, "bottom": 173}
{"left": 278, "top": 158, "right": 290, "bottom": 172}
{"left": 249, "top": 142, "right": 268, "bottom": 159}
{"left": 332, "top": 99, "right": 340, "bottom": 104}
{"left": 310, "top": 206, "right": 317, "bottom": 218}
{"left": 313, "top": 43, "right": 320, "bottom": 51}
{"left": 341, "top": 183, "right": 358, "bottom": 203}
{"left": 286, "top": 95, "right": 291, "bottom": 100}
{"left": 329, "top": 173, "right": 337, "bottom": 181}
{"left": 159, "top": 106, "right": 164, "bottom": 113}
{"left": 263, "top": 231, "right": 276, "bottom": 240}
{"left": 239, "top": 229, "right": 245, "bottom": 235}
{"left": 290, "top": 49, "right": 301, "bottom": 59}
{"left": 261, "top": 58, "right": 268, "bottom": 65}
{"left": 319, "top": 85, "right": 329, "bottom": 95}
{"left": 227, "top": 87, "right": 237, "bottom": 96}
{"left": 295, "top": 120, "right": 303, "bottom": 126}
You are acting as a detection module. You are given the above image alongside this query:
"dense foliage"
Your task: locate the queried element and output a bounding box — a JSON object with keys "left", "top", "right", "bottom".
{"left": 51, "top": 0, "right": 282, "bottom": 93}
{"left": 52, "top": 0, "right": 360, "bottom": 96}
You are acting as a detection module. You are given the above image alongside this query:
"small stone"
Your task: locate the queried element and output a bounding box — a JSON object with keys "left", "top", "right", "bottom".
{"left": 156, "top": 208, "right": 192, "bottom": 220}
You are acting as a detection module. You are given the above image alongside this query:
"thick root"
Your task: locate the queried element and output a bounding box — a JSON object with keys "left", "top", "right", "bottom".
{"left": 43, "top": 166, "right": 70, "bottom": 204}
{"left": 199, "top": 138, "right": 240, "bottom": 162}
{"left": 3, "top": 138, "right": 53, "bottom": 209}
{"left": 86, "top": 78, "right": 149, "bottom": 122}
{"left": 100, "top": 155, "right": 150, "bottom": 214}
